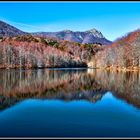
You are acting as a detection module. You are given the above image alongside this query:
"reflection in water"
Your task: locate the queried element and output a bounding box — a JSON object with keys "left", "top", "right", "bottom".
{"left": 93, "top": 70, "right": 140, "bottom": 108}
{"left": 0, "top": 69, "right": 106, "bottom": 110}
{"left": 1, "top": 69, "right": 140, "bottom": 137}
{"left": 0, "top": 69, "right": 140, "bottom": 110}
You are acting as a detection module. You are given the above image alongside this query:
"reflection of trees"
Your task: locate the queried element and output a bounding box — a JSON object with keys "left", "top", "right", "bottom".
{"left": 0, "top": 69, "right": 106, "bottom": 110}
{"left": 0, "top": 69, "right": 140, "bottom": 110}
{"left": 91, "top": 69, "right": 140, "bottom": 108}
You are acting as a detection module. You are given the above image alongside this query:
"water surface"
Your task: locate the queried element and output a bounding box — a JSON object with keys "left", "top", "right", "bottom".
{"left": 0, "top": 68, "right": 140, "bottom": 137}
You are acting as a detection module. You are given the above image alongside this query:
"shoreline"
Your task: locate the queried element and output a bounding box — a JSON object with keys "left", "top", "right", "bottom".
{"left": 88, "top": 67, "right": 140, "bottom": 72}
{"left": 0, "top": 66, "right": 140, "bottom": 72}
{"left": 0, "top": 66, "right": 88, "bottom": 70}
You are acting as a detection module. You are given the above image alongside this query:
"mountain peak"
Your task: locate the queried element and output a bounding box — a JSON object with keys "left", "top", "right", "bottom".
{"left": 62, "top": 29, "right": 72, "bottom": 33}
{"left": 86, "top": 28, "right": 97, "bottom": 32}
{"left": 86, "top": 28, "right": 104, "bottom": 38}
{"left": 32, "top": 28, "right": 111, "bottom": 45}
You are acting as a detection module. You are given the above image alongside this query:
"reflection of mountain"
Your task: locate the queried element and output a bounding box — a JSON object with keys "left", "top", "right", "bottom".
{"left": 0, "top": 69, "right": 106, "bottom": 110}
{"left": 92, "top": 70, "right": 140, "bottom": 109}
{"left": 0, "top": 69, "right": 140, "bottom": 110}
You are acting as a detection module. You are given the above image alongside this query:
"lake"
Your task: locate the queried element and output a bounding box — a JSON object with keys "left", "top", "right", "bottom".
{"left": 0, "top": 68, "right": 140, "bottom": 137}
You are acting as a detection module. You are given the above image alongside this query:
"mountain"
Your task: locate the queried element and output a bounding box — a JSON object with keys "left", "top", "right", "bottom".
{"left": 0, "top": 20, "right": 107, "bottom": 69}
{"left": 88, "top": 29, "right": 140, "bottom": 70}
{"left": 0, "top": 20, "right": 111, "bottom": 45}
{"left": 0, "top": 20, "right": 28, "bottom": 37}
{"left": 32, "top": 28, "right": 112, "bottom": 45}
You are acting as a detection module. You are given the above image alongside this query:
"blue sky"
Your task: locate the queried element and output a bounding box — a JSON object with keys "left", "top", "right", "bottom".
{"left": 0, "top": 2, "right": 140, "bottom": 41}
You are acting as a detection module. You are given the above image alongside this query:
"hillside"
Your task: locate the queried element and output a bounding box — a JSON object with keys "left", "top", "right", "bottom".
{"left": 0, "top": 35, "right": 103, "bottom": 69}
{"left": 32, "top": 28, "right": 112, "bottom": 45}
{"left": 0, "top": 20, "right": 106, "bottom": 69}
{"left": 0, "top": 20, "right": 28, "bottom": 37}
{"left": 88, "top": 29, "right": 140, "bottom": 70}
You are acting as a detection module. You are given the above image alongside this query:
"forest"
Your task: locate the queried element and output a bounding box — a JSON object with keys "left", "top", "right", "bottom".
{"left": 0, "top": 35, "right": 102, "bottom": 68}
{"left": 89, "top": 30, "right": 140, "bottom": 71}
